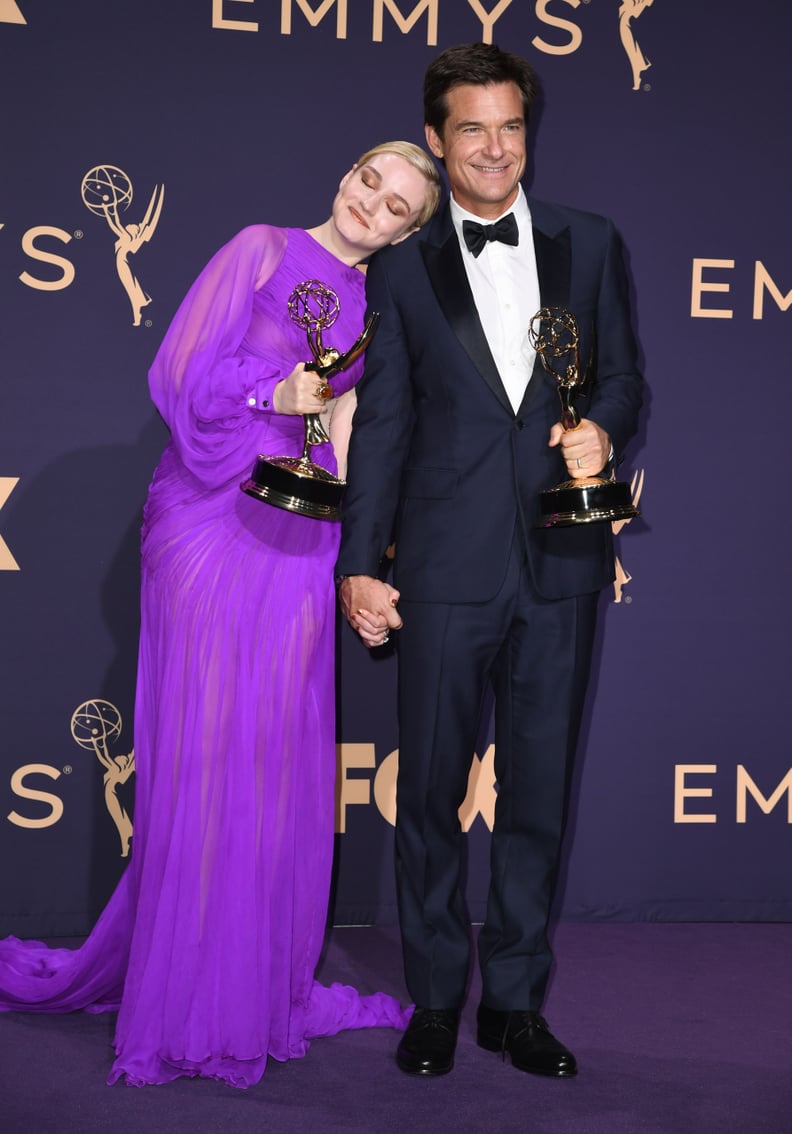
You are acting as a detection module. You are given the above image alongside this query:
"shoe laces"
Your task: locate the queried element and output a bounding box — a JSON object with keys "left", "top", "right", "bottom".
{"left": 413, "top": 1009, "right": 456, "bottom": 1034}
{"left": 498, "top": 1010, "right": 548, "bottom": 1054}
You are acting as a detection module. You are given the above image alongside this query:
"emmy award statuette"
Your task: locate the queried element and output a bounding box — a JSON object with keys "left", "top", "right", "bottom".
{"left": 529, "top": 306, "right": 639, "bottom": 527}
{"left": 241, "top": 280, "right": 380, "bottom": 521}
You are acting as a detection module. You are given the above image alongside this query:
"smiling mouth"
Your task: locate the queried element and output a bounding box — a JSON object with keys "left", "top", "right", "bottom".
{"left": 349, "top": 207, "right": 370, "bottom": 228}
{"left": 472, "top": 164, "right": 510, "bottom": 174}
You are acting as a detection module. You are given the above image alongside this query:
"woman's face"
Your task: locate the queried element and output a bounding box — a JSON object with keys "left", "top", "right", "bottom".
{"left": 332, "top": 152, "right": 428, "bottom": 254}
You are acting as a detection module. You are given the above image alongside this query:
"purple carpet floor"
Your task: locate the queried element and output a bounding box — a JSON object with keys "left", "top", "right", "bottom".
{"left": 0, "top": 924, "right": 789, "bottom": 1134}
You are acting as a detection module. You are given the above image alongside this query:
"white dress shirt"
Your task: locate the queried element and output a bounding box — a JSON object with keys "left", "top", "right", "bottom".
{"left": 450, "top": 187, "right": 540, "bottom": 414}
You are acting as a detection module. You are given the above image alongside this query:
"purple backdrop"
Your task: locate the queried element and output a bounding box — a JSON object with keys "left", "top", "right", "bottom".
{"left": 0, "top": 0, "right": 789, "bottom": 935}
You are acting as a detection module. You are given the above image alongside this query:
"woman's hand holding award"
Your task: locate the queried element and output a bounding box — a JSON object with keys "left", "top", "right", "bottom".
{"left": 242, "top": 279, "right": 379, "bottom": 521}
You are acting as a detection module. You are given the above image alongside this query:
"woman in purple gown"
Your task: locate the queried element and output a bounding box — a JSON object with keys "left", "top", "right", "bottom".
{"left": 0, "top": 142, "right": 440, "bottom": 1087}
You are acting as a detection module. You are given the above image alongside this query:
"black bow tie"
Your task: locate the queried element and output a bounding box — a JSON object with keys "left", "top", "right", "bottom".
{"left": 462, "top": 213, "right": 520, "bottom": 257}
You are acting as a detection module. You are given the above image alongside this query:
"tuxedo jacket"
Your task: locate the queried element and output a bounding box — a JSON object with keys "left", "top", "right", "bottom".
{"left": 337, "top": 196, "right": 644, "bottom": 604}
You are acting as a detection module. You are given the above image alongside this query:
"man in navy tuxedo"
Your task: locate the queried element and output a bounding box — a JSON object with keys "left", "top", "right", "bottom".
{"left": 336, "top": 43, "right": 643, "bottom": 1078}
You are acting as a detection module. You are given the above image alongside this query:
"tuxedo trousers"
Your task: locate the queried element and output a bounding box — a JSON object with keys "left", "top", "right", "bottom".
{"left": 394, "top": 533, "right": 599, "bottom": 1011}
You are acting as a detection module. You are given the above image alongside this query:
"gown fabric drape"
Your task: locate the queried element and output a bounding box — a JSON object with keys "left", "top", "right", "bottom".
{"left": 0, "top": 226, "right": 409, "bottom": 1087}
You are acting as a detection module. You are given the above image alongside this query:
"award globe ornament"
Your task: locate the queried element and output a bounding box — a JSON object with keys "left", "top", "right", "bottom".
{"left": 241, "top": 280, "right": 380, "bottom": 521}
{"left": 529, "top": 306, "right": 639, "bottom": 527}
{"left": 81, "top": 165, "right": 134, "bottom": 216}
{"left": 71, "top": 699, "right": 123, "bottom": 750}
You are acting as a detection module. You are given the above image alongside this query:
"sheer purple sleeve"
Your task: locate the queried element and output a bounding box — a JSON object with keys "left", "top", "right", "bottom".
{"left": 148, "top": 225, "right": 287, "bottom": 485}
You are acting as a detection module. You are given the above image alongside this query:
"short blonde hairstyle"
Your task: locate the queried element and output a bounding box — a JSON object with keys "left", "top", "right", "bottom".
{"left": 354, "top": 141, "right": 441, "bottom": 228}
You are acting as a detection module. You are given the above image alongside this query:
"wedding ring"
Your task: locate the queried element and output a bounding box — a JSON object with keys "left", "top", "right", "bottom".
{"left": 576, "top": 457, "right": 583, "bottom": 468}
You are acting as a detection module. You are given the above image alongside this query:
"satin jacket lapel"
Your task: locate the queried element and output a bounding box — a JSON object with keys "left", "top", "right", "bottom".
{"left": 517, "top": 203, "right": 572, "bottom": 417}
{"left": 420, "top": 206, "right": 513, "bottom": 416}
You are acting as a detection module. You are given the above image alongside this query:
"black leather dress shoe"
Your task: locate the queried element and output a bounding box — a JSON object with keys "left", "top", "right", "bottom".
{"left": 396, "top": 1008, "right": 460, "bottom": 1075}
{"left": 477, "top": 1005, "right": 577, "bottom": 1077}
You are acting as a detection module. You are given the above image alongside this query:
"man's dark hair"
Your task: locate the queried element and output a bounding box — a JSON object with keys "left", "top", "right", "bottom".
{"left": 424, "top": 43, "right": 538, "bottom": 137}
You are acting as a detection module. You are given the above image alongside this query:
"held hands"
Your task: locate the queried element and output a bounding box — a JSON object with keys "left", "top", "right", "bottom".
{"left": 273, "top": 363, "right": 333, "bottom": 416}
{"left": 548, "top": 418, "right": 611, "bottom": 479}
{"left": 339, "top": 576, "right": 403, "bottom": 649}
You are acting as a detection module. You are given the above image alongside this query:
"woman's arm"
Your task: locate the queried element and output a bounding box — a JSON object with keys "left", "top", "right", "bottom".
{"left": 148, "top": 224, "right": 288, "bottom": 486}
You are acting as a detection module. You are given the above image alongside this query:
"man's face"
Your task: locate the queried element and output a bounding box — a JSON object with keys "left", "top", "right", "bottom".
{"left": 425, "top": 81, "right": 526, "bottom": 220}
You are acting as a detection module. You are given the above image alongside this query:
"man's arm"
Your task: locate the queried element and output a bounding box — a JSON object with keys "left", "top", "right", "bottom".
{"left": 535, "top": 212, "right": 640, "bottom": 482}
{"left": 580, "top": 217, "right": 644, "bottom": 460}
{"left": 336, "top": 249, "right": 416, "bottom": 644}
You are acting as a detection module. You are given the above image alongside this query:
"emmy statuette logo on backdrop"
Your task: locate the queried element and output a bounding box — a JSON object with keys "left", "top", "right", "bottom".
{"left": 0, "top": 477, "right": 20, "bottom": 571}
{"left": 81, "top": 165, "right": 165, "bottom": 326}
{"left": 71, "top": 699, "right": 135, "bottom": 857}
{"left": 0, "top": 0, "right": 26, "bottom": 24}
{"left": 612, "top": 469, "right": 644, "bottom": 603}
{"left": 618, "top": 0, "right": 655, "bottom": 91}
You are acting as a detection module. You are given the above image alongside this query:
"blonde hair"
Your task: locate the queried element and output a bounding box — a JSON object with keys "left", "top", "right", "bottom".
{"left": 354, "top": 140, "right": 441, "bottom": 228}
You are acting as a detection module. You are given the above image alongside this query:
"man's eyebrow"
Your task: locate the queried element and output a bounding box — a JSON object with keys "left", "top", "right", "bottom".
{"left": 454, "top": 117, "right": 524, "bottom": 129}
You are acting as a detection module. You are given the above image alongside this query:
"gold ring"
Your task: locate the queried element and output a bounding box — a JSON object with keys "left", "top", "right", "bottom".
{"left": 316, "top": 383, "right": 332, "bottom": 401}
